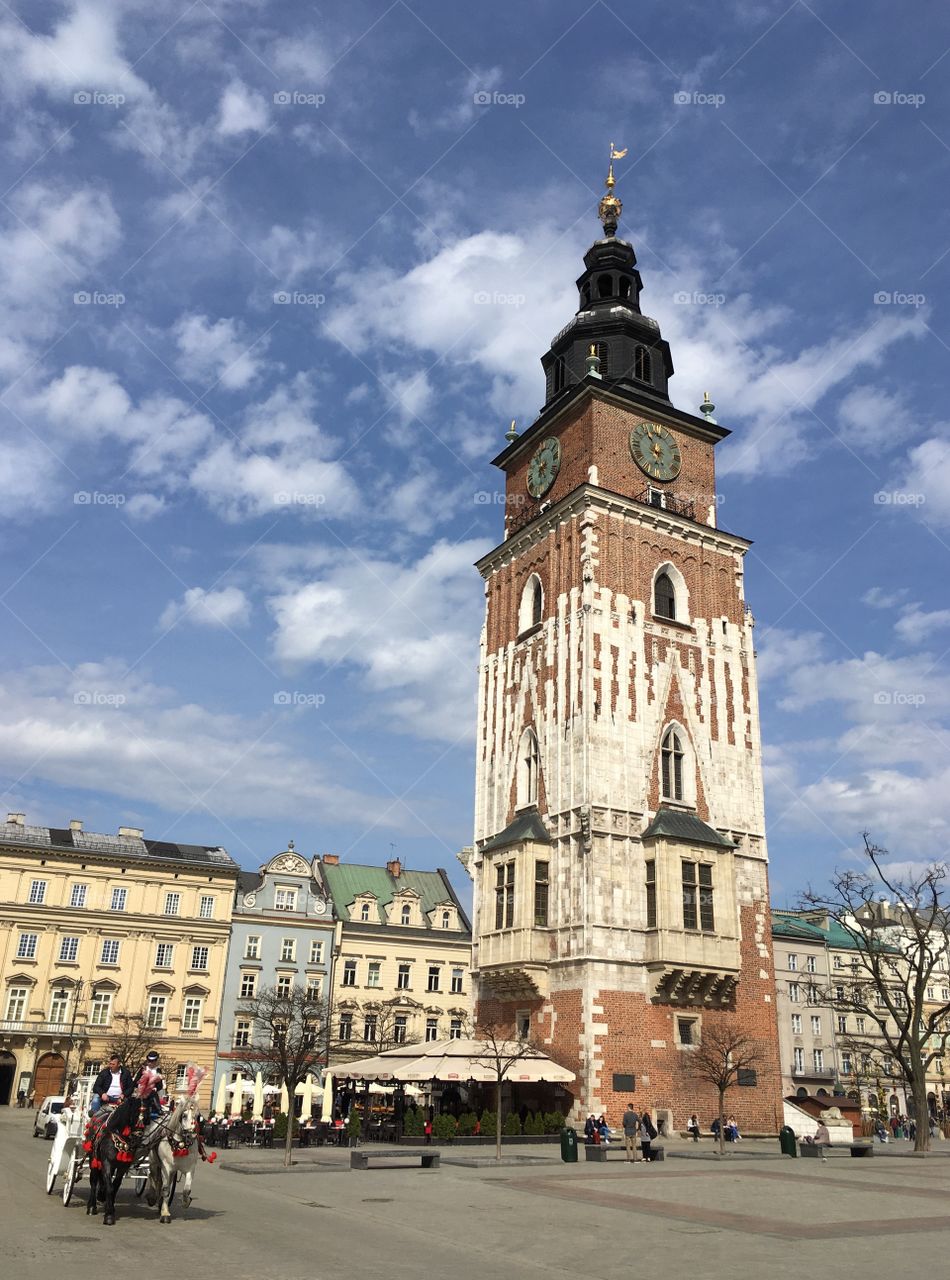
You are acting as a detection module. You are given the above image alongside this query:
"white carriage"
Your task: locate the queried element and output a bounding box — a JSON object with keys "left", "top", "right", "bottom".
{"left": 44, "top": 1074, "right": 151, "bottom": 1206}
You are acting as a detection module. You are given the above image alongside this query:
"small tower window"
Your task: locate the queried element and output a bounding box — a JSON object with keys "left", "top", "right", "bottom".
{"left": 661, "top": 728, "right": 685, "bottom": 801}
{"left": 553, "top": 357, "right": 566, "bottom": 394}
{"left": 634, "top": 346, "right": 652, "bottom": 383}
{"left": 654, "top": 572, "right": 676, "bottom": 620}
{"left": 595, "top": 342, "right": 609, "bottom": 377}
{"left": 518, "top": 574, "right": 543, "bottom": 634}
{"left": 517, "top": 727, "right": 540, "bottom": 808}
{"left": 619, "top": 276, "right": 632, "bottom": 299}
{"left": 597, "top": 274, "right": 613, "bottom": 298}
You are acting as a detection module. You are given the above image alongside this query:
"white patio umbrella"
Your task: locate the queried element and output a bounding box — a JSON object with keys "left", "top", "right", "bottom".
{"left": 342, "top": 1037, "right": 576, "bottom": 1084}
{"left": 280, "top": 1082, "right": 290, "bottom": 1114}
{"left": 213, "top": 1072, "right": 227, "bottom": 1115}
{"left": 230, "top": 1072, "right": 243, "bottom": 1117}
{"left": 302, "top": 1073, "right": 314, "bottom": 1116}
{"left": 320, "top": 1072, "right": 334, "bottom": 1122}
{"left": 253, "top": 1071, "right": 264, "bottom": 1120}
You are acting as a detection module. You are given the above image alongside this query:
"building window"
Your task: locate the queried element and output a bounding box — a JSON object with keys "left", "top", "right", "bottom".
{"left": 89, "top": 991, "right": 112, "bottom": 1026}
{"left": 793, "top": 1047, "right": 804, "bottom": 1072}
{"left": 787, "top": 954, "right": 798, "bottom": 971}
{"left": 100, "top": 939, "right": 120, "bottom": 965}
{"left": 339, "top": 1014, "right": 353, "bottom": 1042}
{"left": 425, "top": 1018, "right": 438, "bottom": 1042}
{"left": 363, "top": 1014, "right": 377, "bottom": 1043}
{"left": 552, "top": 355, "right": 566, "bottom": 394}
{"left": 517, "top": 728, "right": 540, "bottom": 808}
{"left": 393, "top": 1015, "right": 408, "bottom": 1044}
{"left": 634, "top": 345, "right": 652, "bottom": 383}
{"left": 595, "top": 341, "right": 609, "bottom": 375}
{"left": 48, "top": 989, "right": 68, "bottom": 1022}
{"left": 367, "top": 962, "right": 382, "bottom": 989}
{"left": 276, "top": 975, "right": 293, "bottom": 997}
{"left": 450, "top": 1019, "right": 463, "bottom": 1040}
{"left": 789, "top": 982, "right": 800, "bottom": 1003}
{"left": 306, "top": 976, "right": 323, "bottom": 1001}
{"left": 280, "top": 938, "right": 296, "bottom": 963}
{"left": 397, "top": 963, "right": 411, "bottom": 990}
{"left": 662, "top": 728, "right": 685, "bottom": 800}
{"left": 805, "top": 955, "right": 816, "bottom": 973}
{"left": 813, "top": 1049, "right": 824, "bottom": 1072}
{"left": 495, "top": 862, "right": 515, "bottom": 930}
{"left": 359, "top": 901, "right": 371, "bottom": 921}
{"left": 191, "top": 945, "right": 209, "bottom": 971}
{"left": 534, "top": 861, "right": 549, "bottom": 927}
{"left": 518, "top": 575, "right": 543, "bottom": 634}
{"left": 400, "top": 904, "right": 411, "bottom": 926}
{"left": 28, "top": 879, "right": 47, "bottom": 904}
{"left": 856, "top": 1017, "right": 865, "bottom": 1033}
{"left": 833, "top": 955, "right": 842, "bottom": 968}
{"left": 834, "top": 985, "right": 845, "bottom": 1001}
{"left": 156, "top": 943, "right": 174, "bottom": 968}
{"left": 182, "top": 997, "right": 202, "bottom": 1032}
{"left": 59, "top": 936, "right": 79, "bottom": 963}
{"left": 837, "top": 1015, "right": 847, "bottom": 1034}
{"left": 677, "top": 1018, "right": 697, "bottom": 1046}
{"left": 645, "top": 860, "right": 657, "bottom": 929}
{"left": 654, "top": 573, "right": 676, "bottom": 620}
{"left": 69, "top": 883, "right": 88, "bottom": 908}
{"left": 199, "top": 895, "right": 215, "bottom": 919}
{"left": 245, "top": 936, "right": 261, "bottom": 960}
{"left": 342, "top": 960, "right": 357, "bottom": 988}
{"left": 5, "top": 987, "right": 27, "bottom": 1021}
{"left": 239, "top": 972, "right": 257, "bottom": 999}
{"left": 309, "top": 940, "right": 325, "bottom": 965}
{"left": 791, "top": 1014, "right": 802, "bottom": 1034}
{"left": 427, "top": 966, "right": 441, "bottom": 993}
{"left": 807, "top": 985, "right": 819, "bottom": 1006}
{"left": 146, "top": 995, "right": 167, "bottom": 1029}
{"left": 841, "top": 1052, "right": 853, "bottom": 1075}
{"left": 275, "top": 887, "right": 297, "bottom": 911}
{"left": 110, "top": 887, "right": 127, "bottom": 912}
{"left": 442, "top": 910, "right": 451, "bottom": 929}
{"left": 164, "top": 892, "right": 181, "bottom": 916}
{"left": 811, "top": 1015, "right": 821, "bottom": 1036}
{"left": 682, "top": 862, "right": 713, "bottom": 931}
{"left": 451, "top": 968, "right": 464, "bottom": 994}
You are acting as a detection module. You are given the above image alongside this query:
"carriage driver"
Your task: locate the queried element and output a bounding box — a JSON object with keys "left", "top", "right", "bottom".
{"left": 134, "top": 1050, "right": 166, "bottom": 1122}
{"left": 90, "top": 1053, "right": 134, "bottom": 1114}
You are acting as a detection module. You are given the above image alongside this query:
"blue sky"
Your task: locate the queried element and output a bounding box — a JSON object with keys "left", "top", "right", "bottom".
{"left": 2, "top": 0, "right": 950, "bottom": 908}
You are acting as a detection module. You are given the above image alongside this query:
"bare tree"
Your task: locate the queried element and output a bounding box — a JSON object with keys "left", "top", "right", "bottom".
{"left": 105, "top": 1012, "right": 160, "bottom": 1073}
{"left": 234, "top": 985, "right": 328, "bottom": 1166}
{"left": 473, "top": 1019, "right": 540, "bottom": 1163}
{"left": 801, "top": 834, "right": 950, "bottom": 1155}
{"left": 685, "top": 1024, "right": 765, "bottom": 1154}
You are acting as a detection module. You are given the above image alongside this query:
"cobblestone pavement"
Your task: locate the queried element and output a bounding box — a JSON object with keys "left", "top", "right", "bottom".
{"left": 4, "top": 1109, "right": 949, "bottom": 1280}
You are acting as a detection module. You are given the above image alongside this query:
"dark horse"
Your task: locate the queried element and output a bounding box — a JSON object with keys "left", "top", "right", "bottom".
{"left": 86, "top": 1097, "right": 180, "bottom": 1225}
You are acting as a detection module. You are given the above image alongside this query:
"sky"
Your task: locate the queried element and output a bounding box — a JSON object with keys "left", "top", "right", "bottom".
{"left": 1, "top": 0, "right": 950, "bottom": 908}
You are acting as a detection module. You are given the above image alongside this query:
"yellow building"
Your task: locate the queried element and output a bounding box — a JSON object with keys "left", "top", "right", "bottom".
{"left": 318, "top": 855, "right": 472, "bottom": 1062}
{"left": 0, "top": 813, "right": 238, "bottom": 1109}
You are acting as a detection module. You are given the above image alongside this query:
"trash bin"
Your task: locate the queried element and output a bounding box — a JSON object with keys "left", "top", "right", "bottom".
{"left": 779, "top": 1125, "right": 797, "bottom": 1157}
{"left": 560, "top": 1126, "right": 578, "bottom": 1163}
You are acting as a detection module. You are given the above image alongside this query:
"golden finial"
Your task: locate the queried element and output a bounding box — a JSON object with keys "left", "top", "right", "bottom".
{"left": 599, "top": 142, "right": 627, "bottom": 236}
{"left": 505, "top": 418, "right": 518, "bottom": 442}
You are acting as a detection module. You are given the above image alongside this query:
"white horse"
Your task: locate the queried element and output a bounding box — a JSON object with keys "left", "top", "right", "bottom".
{"left": 147, "top": 1101, "right": 200, "bottom": 1223}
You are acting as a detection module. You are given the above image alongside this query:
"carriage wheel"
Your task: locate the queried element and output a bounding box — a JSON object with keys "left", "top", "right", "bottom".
{"left": 133, "top": 1168, "right": 148, "bottom": 1197}
{"left": 45, "top": 1159, "right": 57, "bottom": 1194}
{"left": 62, "top": 1151, "right": 80, "bottom": 1207}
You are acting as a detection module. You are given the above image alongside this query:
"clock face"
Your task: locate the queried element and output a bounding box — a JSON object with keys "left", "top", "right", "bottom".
{"left": 526, "top": 437, "right": 562, "bottom": 498}
{"left": 630, "top": 421, "right": 682, "bottom": 482}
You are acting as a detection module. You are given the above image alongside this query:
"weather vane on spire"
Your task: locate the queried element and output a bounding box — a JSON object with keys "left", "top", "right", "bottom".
{"left": 598, "top": 142, "right": 627, "bottom": 236}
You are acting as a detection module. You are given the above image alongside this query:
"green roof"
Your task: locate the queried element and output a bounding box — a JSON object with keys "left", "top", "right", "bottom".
{"left": 480, "top": 808, "right": 551, "bottom": 853}
{"left": 771, "top": 911, "right": 884, "bottom": 952}
{"left": 641, "top": 809, "right": 736, "bottom": 848}
{"left": 320, "top": 862, "right": 470, "bottom": 929}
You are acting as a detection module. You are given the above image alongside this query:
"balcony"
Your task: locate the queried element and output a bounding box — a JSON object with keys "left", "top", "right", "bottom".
{"left": 0, "top": 1019, "right": 87, "bottom": 1036}
{"left": 634, "top": 488, "right": 696, "bottom": 523}
{"left": 791, "top": 1063, "right": 835, "bottom": 1080}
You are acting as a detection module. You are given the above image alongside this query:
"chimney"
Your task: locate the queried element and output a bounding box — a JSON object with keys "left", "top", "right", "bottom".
{"left": 322, "top": 853, "right": 339, "bottom": 866}
{"left": 70, "top": 819, "right": 83, "bottom": 832}
{"left": 6, "top": 812, "right": 24, "bottom": 825}
{"left": 118, "top": 826, "right": 144, "bottom": 839}
{"left": 387, "top": 858, "right": 402, "bottom": 878}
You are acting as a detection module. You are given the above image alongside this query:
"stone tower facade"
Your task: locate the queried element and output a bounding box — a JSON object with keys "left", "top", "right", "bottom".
{"left": 467, "top": 165, "right": 782, "bottom": 1132}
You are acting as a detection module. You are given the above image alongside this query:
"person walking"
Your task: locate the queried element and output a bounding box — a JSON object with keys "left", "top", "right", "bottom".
{"left": 687, "top": 1113, "right": 700, "bottom": 1143}
{"left": 813, "top": 1120, "right": 831, "bottom": 1162}
{"left": 639, "top": 1109, "right": 657, "bottom": 1162}
{"left": 622, "top": 1103, "right": 640, "bottom": 1162}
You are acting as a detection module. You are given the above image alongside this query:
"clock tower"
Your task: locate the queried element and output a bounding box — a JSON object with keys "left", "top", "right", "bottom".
{"left": 466, "top": 155, "right": 782, "bottom": 1130}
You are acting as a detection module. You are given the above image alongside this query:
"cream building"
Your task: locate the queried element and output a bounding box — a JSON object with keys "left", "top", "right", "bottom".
{"left": 317, "top": 856, "right": 472, "bottom": 1061}
{"left": 0, "top": 814, "right": 238, "bottom": 1109}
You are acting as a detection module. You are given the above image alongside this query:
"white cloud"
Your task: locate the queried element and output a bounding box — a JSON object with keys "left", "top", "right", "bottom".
{"left": 893, "top": 604, "right": 950, "bottom": 644}
{"left": 124, "top": 493, "right": 166, "bottom": 521}
{"left": 386, "top": 369, "right": 434, "bottom": 424}
{"left": 408, "top": 66, "right": 502, "bottom": 135}
{"left": 159, "top": 586, "right": 251, "bottom": 631}
{"left": 1, "top": 2, "right": 149, "bottom": 100}
{"left": 836, "top": 385, "right": 916, "bottom": 453}
{"left": 217, "top": 80, "right": 270, "bottom": 137}
{"left": 863, "top": 585, "right": 909, "bottom": 609}
{"left": 897, "top": 434, "right": 950, "bottom": 527}
{"left": 174, "top": 314, "right": 268, "bottom": 391}
{"left": 266, "top": 538, "right": 489, "bottom": 740}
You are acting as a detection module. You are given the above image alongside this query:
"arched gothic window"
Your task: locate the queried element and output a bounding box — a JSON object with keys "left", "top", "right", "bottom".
{"left": 654, "top": 572, "right": 676, "bottom": 620}
{"left": 517, "top": 727, "right": 541, "bottom": 808}
{"left": 597, "top": 274, "right": 613, "bottom": 298}
{"left": 661, "top": 727, "right": 685, "bottom": 801}
{"left": 518, "top": 574, "right": 543, "bottom": 634}
{"left": 619, "top": 276, "right": 632, "bottom": 299}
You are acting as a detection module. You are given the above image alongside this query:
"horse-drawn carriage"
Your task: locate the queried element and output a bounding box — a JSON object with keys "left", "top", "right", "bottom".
{"left": 45, "top": 1074, "right": 153, "bottom": 1206}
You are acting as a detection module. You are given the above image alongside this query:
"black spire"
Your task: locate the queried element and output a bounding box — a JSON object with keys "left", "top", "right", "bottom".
{"left": 540, "top": 148, "right": 674, "bottom": 409}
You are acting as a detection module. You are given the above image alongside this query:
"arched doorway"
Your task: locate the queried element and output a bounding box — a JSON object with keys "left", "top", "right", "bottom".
{"left": 0, "top": 1052, "right": 15, "bottom": 1105}
{"left": 33, "top": 1053, "right": 66, "bottom": 1110}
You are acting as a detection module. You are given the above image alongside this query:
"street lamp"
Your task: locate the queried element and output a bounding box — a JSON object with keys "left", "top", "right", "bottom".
{"left": 54, "top": 980, "right": 83, "bottom": 1092}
